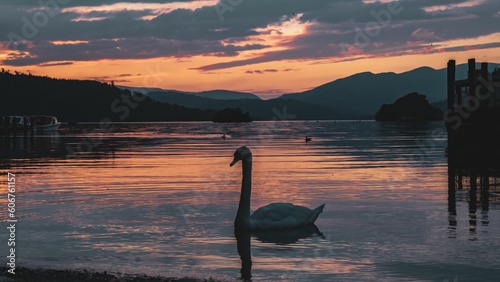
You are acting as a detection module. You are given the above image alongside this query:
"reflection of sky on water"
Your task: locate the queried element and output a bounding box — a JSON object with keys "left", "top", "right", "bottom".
{"left": 1, "top": 121, "right": 500, "bottom": 281}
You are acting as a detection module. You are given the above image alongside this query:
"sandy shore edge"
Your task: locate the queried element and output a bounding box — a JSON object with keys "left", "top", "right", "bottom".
{"left": 0, "top": 267, "right": 225, "bottom": 282}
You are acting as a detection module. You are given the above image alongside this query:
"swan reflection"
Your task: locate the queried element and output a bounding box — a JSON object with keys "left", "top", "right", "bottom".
{"left": 235, "top": 225, "right": 324, "bottom": 281}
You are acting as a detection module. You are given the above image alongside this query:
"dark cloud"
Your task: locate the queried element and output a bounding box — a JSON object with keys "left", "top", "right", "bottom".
{"left": 244, "top": 68, "right": 282, "bottom": 74}
{"left": 39, "top": 61, "right": 73, "bottom": 67}
{"left": 2, "top": 37, "right": 268, "bottom": 65}
{"left": 197, "top": 0, "right": 500, "bottom": 70}
{"left": 0, "top": 0, "right": 498, "bottom": 68}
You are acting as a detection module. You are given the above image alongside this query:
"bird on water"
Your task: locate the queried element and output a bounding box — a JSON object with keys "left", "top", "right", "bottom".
{"left": 230, "top": 146, "right": 324, "bottom": 231}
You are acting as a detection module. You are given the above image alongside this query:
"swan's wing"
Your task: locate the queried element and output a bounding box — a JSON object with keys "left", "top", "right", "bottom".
{"left": 250, "top": 203, "right": 319, "bottom": 230}
{"left": 251, "top": 203, "right": 312, "bottom": 221}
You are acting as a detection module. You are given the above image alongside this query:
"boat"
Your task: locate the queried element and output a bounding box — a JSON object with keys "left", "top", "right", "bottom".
{"left": 30, "top": 115, "right": 61, "bottom": 132}
{"left": 1, "top": 115, "right": 61, "bottom": 133}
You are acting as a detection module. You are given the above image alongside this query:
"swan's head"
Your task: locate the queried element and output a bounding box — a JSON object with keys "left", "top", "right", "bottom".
{"left": 230, "top": 146, "right": 252, "bottom": 166}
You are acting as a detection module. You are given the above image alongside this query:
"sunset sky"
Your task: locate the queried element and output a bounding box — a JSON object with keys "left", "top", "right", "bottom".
{"left": 1, "top": 0, "right": 499, "bottom": 98}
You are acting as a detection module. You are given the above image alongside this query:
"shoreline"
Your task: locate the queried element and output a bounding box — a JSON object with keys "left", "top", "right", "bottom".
{"left": 0, "top": 267, "right": 225, "bottom": 282}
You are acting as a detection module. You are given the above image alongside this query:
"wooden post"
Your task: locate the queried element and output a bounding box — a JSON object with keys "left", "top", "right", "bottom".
{"left": 481, "top": 62, "right": 488, "bottom": 79}
{"left": 448, "top": 168, "right": 456, "bottom": 211}
{"left": 469, "top": 173, "right": 477, "bottom": 236}
{"left": 447, "top": 168, "right": 457, "bottom": 237}
{"left": 447, "top": 60, "right": 456, "bottom": 148}
{"left": 468, "top": 58, "right": 476, "bottom": 97}
{"left": 480, "top": 62, "right": 490, "bottom": 107}
{"left": 447, "top": 60, "right": 456, "bottom": 110}
{"left": 480, "top": 175, "right": 489, "bottom": 216}
{"left": 455, "top": 85, "right": 462, "bottom": 106}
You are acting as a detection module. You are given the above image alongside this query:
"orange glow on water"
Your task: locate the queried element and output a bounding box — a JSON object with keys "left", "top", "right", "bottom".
{"left": 1, "top": 121, "right": 499, "bottom": 281}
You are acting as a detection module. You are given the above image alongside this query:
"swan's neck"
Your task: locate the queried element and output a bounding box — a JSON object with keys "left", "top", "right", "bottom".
{"left": 235, "top": 159, "right": 252, "bottom": 229}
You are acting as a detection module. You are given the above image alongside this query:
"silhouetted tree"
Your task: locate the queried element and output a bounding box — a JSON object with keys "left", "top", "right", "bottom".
{"left": 213, "top": 108, "right": 253, "bottom": 122}
{"left": 375, "top": 92, "right": 443, "bottom": 121}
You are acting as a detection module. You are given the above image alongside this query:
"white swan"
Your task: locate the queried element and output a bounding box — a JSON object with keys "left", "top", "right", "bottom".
{"left": 230, "top": 146, "right": 325, "bottom": 231}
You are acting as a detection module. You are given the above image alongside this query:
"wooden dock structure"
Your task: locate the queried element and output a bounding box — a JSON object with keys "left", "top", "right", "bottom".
{"left": 446, "top": 58, "right": 500, "bottom": 150}
{"left": 446, "top": 58, "right": 500, "bottom": 162}
{"left": 446, "top": 59, "right": 500, "bottom": 237}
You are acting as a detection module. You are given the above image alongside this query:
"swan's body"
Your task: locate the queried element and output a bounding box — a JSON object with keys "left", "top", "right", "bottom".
{"left": 230, "top": 146, "right": 324, "bottom": 231}
{"left": 250, "top": 202, "right": 324, "bottom": 230}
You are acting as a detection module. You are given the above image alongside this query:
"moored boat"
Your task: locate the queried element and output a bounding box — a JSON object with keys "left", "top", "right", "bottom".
{"left": 30, "top": 115, "right": 61, "bottom": 132}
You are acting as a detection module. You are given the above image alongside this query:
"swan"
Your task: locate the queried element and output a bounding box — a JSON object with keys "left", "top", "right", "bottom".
{"left": 230, "top": 146, "right": 325, "bottom": 231}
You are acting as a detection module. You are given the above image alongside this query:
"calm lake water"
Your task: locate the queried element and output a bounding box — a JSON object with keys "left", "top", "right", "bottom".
{"left": 1, "top": 121, "right": 500, "bottom": 281}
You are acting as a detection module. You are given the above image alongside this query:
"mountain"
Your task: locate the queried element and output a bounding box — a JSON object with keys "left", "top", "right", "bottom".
{"left": 278, "top": 67, "right": 444, "bottom": 118}
{"left": 278, "top": 63, "right": 500, "bottom": 118}
{"left": 3, "top": 63, "right": 498, "bottom": 122}
{"left": 190, "top": 90, "right": 261, "bottom": 100}
{"left": 119, "top": 86, "right": 261, "bottom": 100}
{"left": 148, "top": 91, "right": 345, "bottom": 120}
{"left": 117, "top": 86, "right": 166, "bottom": 94}
{"left": 145, "top": 63, "right": 499, "bottom": 120}
{"left": 148, "top": 91, "right": 218, "bottom": 109}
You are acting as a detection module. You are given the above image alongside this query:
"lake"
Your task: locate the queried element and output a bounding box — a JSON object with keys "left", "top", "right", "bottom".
{"left": 1, "top": 121, "right": 500, "bottom": 281}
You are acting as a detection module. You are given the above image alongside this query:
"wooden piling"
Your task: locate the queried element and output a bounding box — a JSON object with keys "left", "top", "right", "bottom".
{"left": 447, "top": 60, "right": 456, "bottom": 110}
{"left": 448, "top": 168, "right": 456, "bottom": 212}
{"left": 468, "top": 58, "right": 476, "bottom": 97}
{"left": 480, "top": 62, "right": 490, "bottom": 107}
{"left": 447, "top": 59, "right": 500, "bottom": 219}
{"left": 481, "top": 175, "right": 490, "bottom": 208}
{"left": 455, "top": 85, "right": 462, "bottom": 106}
{"left": 469, "top": 173, "right": 478, "bottom": 234}
{"left": 481, "top": 62, "right": 489, "bottom": 79}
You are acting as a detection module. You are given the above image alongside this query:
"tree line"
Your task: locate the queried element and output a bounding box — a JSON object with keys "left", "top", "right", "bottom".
{"left": 0, "top": 70, "right": 218, "bottom": 122}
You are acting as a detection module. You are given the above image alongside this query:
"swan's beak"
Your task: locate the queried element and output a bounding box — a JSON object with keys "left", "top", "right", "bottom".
{"left": 230, "top": 155, "right": 240, "bottom": 167}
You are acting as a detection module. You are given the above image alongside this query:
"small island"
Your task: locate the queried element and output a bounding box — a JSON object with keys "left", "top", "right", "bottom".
{"left": 212, "top": 108, "right": 253, "bottom": 122}
{"left": 375, "top": 92, "right": 443, "bottom": 121}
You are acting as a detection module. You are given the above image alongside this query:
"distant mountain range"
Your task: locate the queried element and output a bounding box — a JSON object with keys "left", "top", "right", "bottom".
{"left": 119, "top": 87, "right": 261, "bottom": 100}
{"left": 146, "top": 90, "right": 339, "bottom": 120}
{"left": 124, "top": 63, "right": 499, "bottom": 120}
{"left": 2, "top": 62, "right": 498, "bottom": 122}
